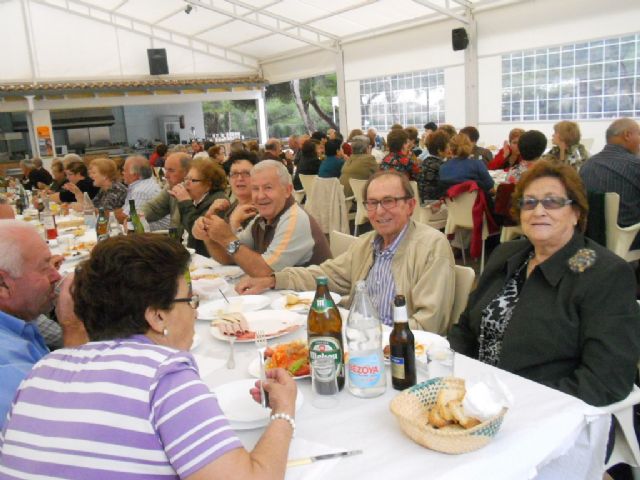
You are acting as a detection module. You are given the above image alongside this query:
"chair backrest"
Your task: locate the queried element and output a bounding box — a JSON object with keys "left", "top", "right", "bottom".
{"left": 604, "top": 192, "right": 640, "bottom": 261}
{"left": 306, "top": 177, "right": 350, "bottom": 234}
{"left": 444, "top": 191, "right": 478, "bottom": 233}
{"left": 451, "top": 265, "right": 475, "bottom": 327}
{"left": 299, "top": 174, "right": 317, "bottom": 197}
{"left": 349, "top": 178, "right": 369, "bottom": 227}
{"left": 582, "top": 137, "right": 594, "bottom": 152}
{"left": 329, "top": 230, "right": 357, "bottom": 257}
{"left": 409, "top": 181, "right": 421, "bottom": 221}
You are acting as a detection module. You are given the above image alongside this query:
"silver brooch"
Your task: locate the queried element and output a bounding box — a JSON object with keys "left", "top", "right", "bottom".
{"left": 568, "top": 248, "right": 597, "bottom": 273}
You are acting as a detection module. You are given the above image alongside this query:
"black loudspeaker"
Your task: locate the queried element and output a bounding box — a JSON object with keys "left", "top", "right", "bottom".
{"left": 452, "top": 28, "right": 469, "bottom": 51}
{"left": 147, "top": 48, "right": 169, "bottom": 75}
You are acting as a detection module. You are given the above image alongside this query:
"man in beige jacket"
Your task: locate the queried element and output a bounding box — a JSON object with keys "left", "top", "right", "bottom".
{"left": 236, "top": 170, "right": 455, "bottom": 335}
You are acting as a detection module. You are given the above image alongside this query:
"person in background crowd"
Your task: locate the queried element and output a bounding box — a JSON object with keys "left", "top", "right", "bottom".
{"left": 438, "top": 124, "right": 457, "bottom": 138}
{"left": 460, "top": 126, "right": 493, "bottom": 166}
{"left": 143, "top": 152, "right": 192, "bottom": 238}
{"left": 0, "top": 234, "right": 297, "bottom": 479}
{"left": 367, "top": 127, "right": 385, "bottom": 151}
{"left": 506, "top": 130, "right": 547, "bottom": 184}
{"left": 340, "top": 134, "right": 377, "bottom": 197}
{"left": 580, "top": 117, "right": 640, "bottom": 250}
{"left": 439, "top": 133, "right": 494, "bottom": 196}
{"left": 195, "top": 160, "right": 330, "bottom": 276}
{"left": 237, "top": 170, "right": 455, "bottom": 334}
{"left": 263, "top": 138, "right": 294, "bottom": 174}
{"left": 418, "top": 129, "right": 451, "bottom": 202}
{"left": 53, "top": 160, "right": 100, "bottom": 204}
{"left": 116, "top": 155, "right": 168, "bottom": 230}
{"left": 293, "top": 139, "right": 322, "bottom": 191}
{"left": 380, "top": 129, "right": 421, "bottom": 181}
{"left": 149, "top": 143, "right": 168, "bottom": 168}
{"left": 77, "top": 157, "right": 127, "bottom": 212}
{"left": 208, "top": 145, "right": 227, "bottom": 165}
{"left": 38, "top": 160, "right": 67, "bottom": 193}
{"left": 449, "top": 160, "right": 640, "bottom": 407}
{"left": 545, "top": 120, "right": 590, "bottom": 170}
{"left": 229, "top": 139, "right": 245, "bottom": 154}
{"left": 420, "top": 121, "right": 438, "bottom": 151}
{"left": 0, "top": 221, "right": 86, "bottom": 430}
{"left": 344, "top": 129, "right": 364, "bottom": 157}
{"left": 488, "top": 128, "right": 525, "bottom": 170}
{"left": 292, "top": 133, "right": 310, "bottom": 169}
{"left": 404, "top": 126, "right": 422, "bottom": 158}
{"left": 318, "top": 138, "right": 344, "bottom": 178}
{"left": 20, "top": 158, "right": 52, "bottom": 191}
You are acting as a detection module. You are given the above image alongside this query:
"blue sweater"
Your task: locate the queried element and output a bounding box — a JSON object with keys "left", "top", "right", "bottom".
{"left": 318, "top": 155, "right": 344, "bottom": 178}
{"left": 439, "top": 157, "right": 494, "bottom": 193}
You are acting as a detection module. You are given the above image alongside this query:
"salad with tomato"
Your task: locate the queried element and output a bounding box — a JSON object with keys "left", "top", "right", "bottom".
{"left": 264, "top": 340, "right": 311, "bottom": 377}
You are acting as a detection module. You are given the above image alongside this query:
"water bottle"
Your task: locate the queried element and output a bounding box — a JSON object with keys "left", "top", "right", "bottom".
{"left": 83, "top": 192, "right": 96, "bottom": 228}
{"left": 345, "top": 280, "right": 386, "bottom": 398}
{"left": 108, "top": 211, "right": 122, "bottom": 237}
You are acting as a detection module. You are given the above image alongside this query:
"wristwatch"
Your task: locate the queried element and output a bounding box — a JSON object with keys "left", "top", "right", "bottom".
{"left": 226, "top": 239, "right": 241, "bottom": 255}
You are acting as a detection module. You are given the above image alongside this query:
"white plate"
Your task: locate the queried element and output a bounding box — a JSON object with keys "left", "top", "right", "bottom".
{"left": 209, "top": 309, "right": 305, "bottom": 343}
{"left": 381, "top": 325, "right": 450, "bottom": 363}
{"left": 214, "top": 378, "right": 304, "bottom": 430}
{"left": 270, "top": 291, "right": 342, "bottom": 312}
{"left": 248, "top": 356, "right": 311, "bottom": 380}
{"left": 197, "top": 296, "right": 271, "bottom": 321}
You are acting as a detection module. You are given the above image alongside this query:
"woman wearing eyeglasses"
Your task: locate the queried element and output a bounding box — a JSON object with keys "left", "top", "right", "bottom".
{"left": 0, "top": 234, "right": 297, "bottom": 479}
{"left": 448, "top": 160, "right": 640, "bottom": 406}
{"left": 169, "top": 158, "right": 227, "bottom": 256}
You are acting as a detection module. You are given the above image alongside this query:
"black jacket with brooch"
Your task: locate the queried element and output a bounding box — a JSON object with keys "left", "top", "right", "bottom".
{"left": 448, "top": 231, "right": 640, "bottom": 406}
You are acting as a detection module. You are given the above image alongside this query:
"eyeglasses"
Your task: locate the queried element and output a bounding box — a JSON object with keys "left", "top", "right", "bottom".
{"left": 184, "top": 177, "right": 204, "bottom": 184}
{"left": 519, "top": 196, "right": 573, "bottom": 210}
{"left": 230, "top": 171, "right": 251, "bottom": 179}
{"left": 173, "top": 294, "right": 200, "bottom": 309}
{"left": 363, "top": 196, "right": 411, "bottom": 211}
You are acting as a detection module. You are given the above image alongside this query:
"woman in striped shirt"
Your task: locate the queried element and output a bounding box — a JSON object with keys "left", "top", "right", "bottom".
{"left": 0, "top": 234, "right": 297, "bottom": 480}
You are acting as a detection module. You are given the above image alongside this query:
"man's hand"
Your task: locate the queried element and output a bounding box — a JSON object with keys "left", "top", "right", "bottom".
{"left": 192, "top": 216, "right": 209, "bottom": 241}
{"left": 114, "top": 208, "right": 127, "bottom": 224}
{"left": 168, "top": 183, "right": 191, "bottom": 202}
{"left": 235, "top": 275, "right": 275, "bottom": 295}
{"left": 229, "top": 204, "right": 257, "bottom": 231}
{"left": 202, "top": 215, "right": 236, "bottom": 245}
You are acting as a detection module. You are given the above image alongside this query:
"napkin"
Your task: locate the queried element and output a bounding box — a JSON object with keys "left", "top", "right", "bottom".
{"left": 462, "top": 376, "right": 514, "bottom": 421}
{"left": 285, "top": 438, "right": 350, "bottom": 480}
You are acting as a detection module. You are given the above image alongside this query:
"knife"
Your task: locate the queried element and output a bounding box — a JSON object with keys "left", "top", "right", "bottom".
{"left": 286, "top": 450, "right": 363, "bottom": 468}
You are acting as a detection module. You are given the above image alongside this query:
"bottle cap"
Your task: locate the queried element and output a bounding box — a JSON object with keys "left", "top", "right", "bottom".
{"left": 316, "top": 276, "right": 328, "bottom": 286}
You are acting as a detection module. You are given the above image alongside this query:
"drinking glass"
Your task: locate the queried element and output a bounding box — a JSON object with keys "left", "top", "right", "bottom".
{"left": 427, "top": 347, "right": 455, "bottom": 379}
{"left": 311, "top": 356, "right": 339, "bottom": 409}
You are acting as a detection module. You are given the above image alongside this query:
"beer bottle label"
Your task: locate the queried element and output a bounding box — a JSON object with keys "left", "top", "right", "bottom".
{"left": 311, "top": 298, "right": 332, "bottom": 314}
{"left": 349, "top": 354, "right": 383, "bottom": 388}
{"left": 309, "top": 336, "right": 343, "bottom": 374}
{"left": 390, "top": 356, "right": 406, "bottom": 379}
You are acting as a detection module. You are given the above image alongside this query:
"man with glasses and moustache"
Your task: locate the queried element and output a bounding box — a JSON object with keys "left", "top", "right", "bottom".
{"left": 236, "top": 170, "right": 455, "bottom": 334}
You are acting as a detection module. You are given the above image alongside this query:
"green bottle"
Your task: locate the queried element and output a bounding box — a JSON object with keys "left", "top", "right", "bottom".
{"left": 127, "top": 199, "right": 145, "bottom": 234}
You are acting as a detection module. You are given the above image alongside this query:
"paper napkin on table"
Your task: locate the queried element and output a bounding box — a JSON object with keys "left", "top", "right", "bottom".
{"left": 285, "top": 438, "right": 352, "bottom": 480}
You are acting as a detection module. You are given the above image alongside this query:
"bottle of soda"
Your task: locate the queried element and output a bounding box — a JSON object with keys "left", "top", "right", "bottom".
{"left": 96, "top": 207, "right": 109, "bottom": 242}
{"left": 127, "top": 199, "right": 145, "bottom": 234}
{"left": 389, "top": 294, "right": 416, "bottom": 391}
{"left": 41, "top": 198, "right": 58, "bottom": 241}
{"left": 308, "top": 276, "right": 345, "bottom": 391}
{"left": 346, "top": 281, "right": 386, "bottom": 398}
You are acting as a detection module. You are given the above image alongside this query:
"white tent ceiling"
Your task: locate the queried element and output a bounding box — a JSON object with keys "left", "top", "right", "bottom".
{"left": 1, "top": 0, "right": 526, "bottom": 83}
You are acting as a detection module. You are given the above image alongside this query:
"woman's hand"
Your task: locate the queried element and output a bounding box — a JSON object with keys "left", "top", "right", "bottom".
{"left": 63, "top": 182, "right": 80, "bottom": 195}
{"left": 208, "top": 198, "right": 231, "bottom": 215}
{"left": 168, "top": 183, "right": 191, "bottom": 202}
{"left": 502, "top": 140, "right": 511, "bottom": 159}
{"left": 250, "top": 368, "right": 297, "bottom": 417}
{"left": 229, "top": 204, "right": 257, "bottom": 231}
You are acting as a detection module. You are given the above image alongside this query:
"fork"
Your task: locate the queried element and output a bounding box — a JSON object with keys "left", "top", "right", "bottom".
{"left": 226, "top": 335, "right": 236, "bottom": 369}
{"left": 255, "top": 330, "right": 269, "bottom": 408}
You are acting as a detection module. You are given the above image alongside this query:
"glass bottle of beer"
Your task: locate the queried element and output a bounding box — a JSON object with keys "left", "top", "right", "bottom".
{"left": 96, "top": 207, "right": 109, "bottom": 242}
{"left": 308, "top": 276, "right": 345, "bottom": 391}
{"left": 389, "top": 294, "right": 416, "bottom": 390}
{"left": 127, "top": 199, "right": 145, "bottom": 234}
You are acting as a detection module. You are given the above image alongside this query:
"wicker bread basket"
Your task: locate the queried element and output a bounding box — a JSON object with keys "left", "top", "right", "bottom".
{"left": 389, "top": 377, "right": 508, "bottom": 454}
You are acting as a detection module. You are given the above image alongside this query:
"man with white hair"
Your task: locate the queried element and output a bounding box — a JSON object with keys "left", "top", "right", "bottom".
{"left": 0, "top": 221, "right": 86, "bottom": 428}
{"left": 117, "top": 155, "right": 168, "bottom": 230}
{"left": 193, "top": 160, "right": 331, "bottom": 277}
{"left": 20, "top": 158, "right": 52, "bottom": 190}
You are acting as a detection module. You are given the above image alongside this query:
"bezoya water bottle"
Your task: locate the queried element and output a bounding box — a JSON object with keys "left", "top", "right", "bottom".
{"left": 346, "top": 280, "right": 386, "bottom": 398}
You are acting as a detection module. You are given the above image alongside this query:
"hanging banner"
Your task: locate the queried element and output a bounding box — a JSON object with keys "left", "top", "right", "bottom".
{"left": 36, "top": 126, "right": 53, "bottom": 157}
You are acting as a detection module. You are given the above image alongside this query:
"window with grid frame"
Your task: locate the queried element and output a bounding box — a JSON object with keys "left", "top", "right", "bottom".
{"left": 360, "top": 68, "right": 445, "bottom": 131}
{"left": 501, "top": 33, "right": 640, "bottom": 121}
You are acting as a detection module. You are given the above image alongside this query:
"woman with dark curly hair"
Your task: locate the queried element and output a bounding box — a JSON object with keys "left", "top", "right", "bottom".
{"left": 169, "top": 157, "right": 228, "bottom": 256}
{"left": 448, "top": 160, "right": 640, "bottom": 406}
{"left": 0, "top": 234, "right": 297, "bottom": 479}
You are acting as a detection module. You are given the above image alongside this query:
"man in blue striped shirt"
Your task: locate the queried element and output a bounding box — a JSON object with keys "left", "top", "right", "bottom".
{"left": 580, "top": 118, "right": 640, "bottom": 249}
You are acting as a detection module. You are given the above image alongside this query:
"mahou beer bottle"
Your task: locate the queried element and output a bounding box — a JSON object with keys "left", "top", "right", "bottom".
{"left": 96, "top": 207, "right": 109, "bottom": 242}
{"left": 389, "top": 294, "right": 416, "bottom": 390}
{"left": 308, "top": 276, "right": 345, "bottom": 391}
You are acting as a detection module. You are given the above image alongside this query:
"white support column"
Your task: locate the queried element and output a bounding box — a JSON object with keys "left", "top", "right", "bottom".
{"left": 335, "top": 45, "right": 348, "bottom": 134}
{"left": 256, "top": 90, "right": 268, "bottom": 144}
{"left": 464, "top": 11, "right": 479, "bottom": 126}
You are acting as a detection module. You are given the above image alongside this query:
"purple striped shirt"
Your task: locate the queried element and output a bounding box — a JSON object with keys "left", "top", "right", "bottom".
{"left": 0, "top": 335, "right": 242, "bottom": 479}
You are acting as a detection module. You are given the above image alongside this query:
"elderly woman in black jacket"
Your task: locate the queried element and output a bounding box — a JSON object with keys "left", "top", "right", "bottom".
{"left": 448, "top": 160, "right": 640, "bottom": 406}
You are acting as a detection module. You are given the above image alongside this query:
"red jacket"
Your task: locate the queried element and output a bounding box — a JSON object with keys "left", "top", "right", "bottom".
{"left": 446, "top": 181, "right": 498, "bottom": 258}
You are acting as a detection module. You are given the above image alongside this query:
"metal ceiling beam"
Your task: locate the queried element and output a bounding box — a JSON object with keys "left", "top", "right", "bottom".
{"left": 29, "top": 0, "right": 259, "bottom": 69}
{"left": 411, "top": 0, "right": 469, "bottom": 24}
{"left": 186, "top": 0, "right": 338, "bottom": 52}
{"left": 227, "top": 0, "right": 377, "bottom": 50}
{"left": 110, "top": 0, "right": 129, "bottom": 10}
{"left": 190, "top": 0, "right": 282, "bottom": 37}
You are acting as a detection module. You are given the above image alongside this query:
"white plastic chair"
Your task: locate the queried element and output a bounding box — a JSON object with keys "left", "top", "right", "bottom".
{"left": 299, "top": 174, "right": 317, "bottom": 200}
{"left": 450, "top": 265, "right": 475, "bottom": 328}
{"left": 444, "top": 191, "right": 489, "bottom": 273}
{"left": 500, "top": 225, "right": 524, "bottom": 243}
{"left": 602, "top": 386, "right": 640, "bottom": 473}
{"left": 416, "top": 201, "right": 448, "bottom": 230}
{"left": 329, "top": 230, "right": 357, "bottom": 258}
{"left": 409, "top": 181, "right": 421, "bottom": 222}
{"left": 349, "top": 178, "right": 369, "bottom": 236}
{"left": 605, "top": 192, "right": 640, "bottom": 262}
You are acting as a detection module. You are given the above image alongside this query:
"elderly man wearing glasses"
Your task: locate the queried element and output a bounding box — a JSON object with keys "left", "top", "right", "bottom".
{"left": 236, "top": 170, "right": 456, "bottom": 334}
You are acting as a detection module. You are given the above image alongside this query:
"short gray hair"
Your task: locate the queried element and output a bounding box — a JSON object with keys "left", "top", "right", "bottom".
{"left": 351, "top": 135, "right": 370, "bottom": 155}
{"left": 606, "top": 118, "right": 639, "bottom": 142}
{"left": 251, "top": 160, "right": 292, "bottom": 187}
{"left": 62, "top": 153, "right": 83, "bottom": 168}
{"left": 0, "top": 220, "right": 40, "bottom": 277}
{"left": 126, "top": 155, "right": 153, "bottom": 179}
{"left": 32, "top": 158, "right": 43, "bottom": 169}
{"left": 193, "top": 152, "right": 210, "bottom": 161}
{"left": 19, "top": 159, "right": 34, "bottom": 169}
